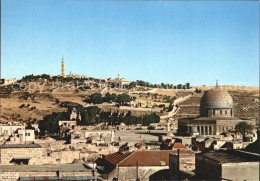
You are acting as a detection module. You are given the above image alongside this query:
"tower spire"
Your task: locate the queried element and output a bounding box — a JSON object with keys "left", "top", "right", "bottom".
{"left": 61, "top": 57, "right": 65, "bottom": 77}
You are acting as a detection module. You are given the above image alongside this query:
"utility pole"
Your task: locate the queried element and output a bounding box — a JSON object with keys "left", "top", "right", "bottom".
{"left": 177, "top": 149, "right": 180, "bottom": 180}
{"left": 117, "top": 164, "right": 119, "bottom": 180}
{"left": 136, "top": 161, "right": 139, "bottom": 181}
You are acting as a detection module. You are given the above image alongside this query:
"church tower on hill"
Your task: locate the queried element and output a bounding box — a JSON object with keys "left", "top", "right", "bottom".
{"left": 61, "top": 57, "right": 65, "bottom": 77}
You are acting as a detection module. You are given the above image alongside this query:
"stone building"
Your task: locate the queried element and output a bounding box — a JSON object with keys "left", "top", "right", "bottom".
{"left": 0, "top": 163, "right": 94, "bottom": 181}
{"left": 179, "top": 87, "right": 255, "bottom": 135}
{"left": 59, "top": 120, "right": 77, "bottom": 129}
{"left": 169, "top": 149, "right": 195, "bottom": 180}
{"left": 160, "top": 140, "right": 187, "bottom": 150}
{"left": 7, "top": 129, "right": 35, "bottom": 144}
{"left": 0, "top": 125, "right": 25, "bottom": 136}
{"left": 106, "top": 72, "right": 131, "bottom": 88}
{"left": 0, "top": 78, "right": 17, "bottom": 85}
{"left": 98, "top": 150, "right": 194, "bottom": 180}
{"left": 44, "top": 149, "right": 80, "bottom": 164}
{"left": 59, "top": 108, "right": 79, "bottom": 137}
{"left": 195, "top": 150, "right": 259, "bottom": 181}
{"left": 0, "top": 144, "right": 43, "bottom": 165}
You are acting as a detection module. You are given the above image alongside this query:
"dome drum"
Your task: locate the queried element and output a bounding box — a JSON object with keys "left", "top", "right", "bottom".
{"left": 200, "top": 107, "right": 234, "bottom": 117}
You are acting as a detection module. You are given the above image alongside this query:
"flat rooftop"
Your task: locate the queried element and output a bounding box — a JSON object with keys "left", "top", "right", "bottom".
{"left": 0, "top": 163, "right": 92, "bottom": 172}
{"left": 0, "top": 144, "right": 42, "bottom": 148}
{"left": 199, "top": 150, "right": 260, "bottom": 163}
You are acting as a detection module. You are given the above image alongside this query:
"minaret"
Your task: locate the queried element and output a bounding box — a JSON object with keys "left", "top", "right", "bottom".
{"left": 61, "top": 57, "right": 65, "bottom": 77}
{"left": 216, "top": 80, "right": 218, "bottom": 87}
{"left": 118, "top": 72, "right": 121, "bottom": 80}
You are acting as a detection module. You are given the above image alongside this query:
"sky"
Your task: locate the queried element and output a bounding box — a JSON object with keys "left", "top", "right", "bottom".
{"left": 1, "top": 0, "right": 259, "bottom": 86}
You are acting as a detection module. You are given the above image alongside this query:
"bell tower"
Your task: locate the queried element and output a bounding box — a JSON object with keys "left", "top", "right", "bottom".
{"left": 61, "top": 57, "right": 65, "bottom": 77}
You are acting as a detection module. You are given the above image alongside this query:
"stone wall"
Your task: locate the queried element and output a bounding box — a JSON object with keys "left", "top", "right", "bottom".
{"left": 108, "top": 166, "right": 168, "bottom": 180}
{"left": 19, "top": 171, "right": 92, "bottom": 177}
{"left": 0, "top": 172, "right": 19, "bottom": 181}
{"left": 169, "top": 153, "right": 195, "bottom": 178}
{"left": 43, "top": 150, "right": 80, "bottom": 164}
{"left": 0, "top": 171, "right": 93, "bottom": 181}
{"left": 0, "top": 148, "right": 43, "bottom": 165}
{"left": 217, "top": 119, "right": 256, "bottom": 133}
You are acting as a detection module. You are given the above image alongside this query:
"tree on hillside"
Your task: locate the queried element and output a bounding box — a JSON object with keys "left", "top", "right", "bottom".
{"left": 103, "top": 93, "right": 111, "bottom": 102}
{"left": 38, "top": 112, "right": 68, "bottom": 136}
{"left": 90, "top": 93, "right": 103, "bottom": 104}
{"left": 142, "top": 113, "right": 160, "bottom": 126}
{"left": 116, "top": 93, "right": 131, "bottom": 105}
{"left": 127, "top": 82, "right": 136, "bottom": 89}
{"left": 177, "top": 84, "right": 182, "bottom": 89}
{"left": 110, "top": 93, "right": 117, "bottom": 102}
{"left": 185, "top": 82, "right": 191, "bottom": 89}
{"left": 85, "top": 106, "right": 101, "bottom": 119}
{"left": 69, "top": 105, "right": 101, "bottom": 125}
{"left": 103, "top": 93, "right": 117, "bottom": 103}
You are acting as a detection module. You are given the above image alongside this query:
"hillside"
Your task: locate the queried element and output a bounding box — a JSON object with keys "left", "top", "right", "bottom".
{"left": 0, "top": 81, "right": 259, "bottom": 125}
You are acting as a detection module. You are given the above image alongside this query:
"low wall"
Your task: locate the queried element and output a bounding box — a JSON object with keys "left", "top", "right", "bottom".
{"left": 0, "top": 171, "right": 93, "bottom": 181}
{"left": 0, "top": 172, "right": 19, "bottom": 181}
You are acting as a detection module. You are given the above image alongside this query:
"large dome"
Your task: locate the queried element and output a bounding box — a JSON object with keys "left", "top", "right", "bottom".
{"left": 200, "top": 88, "right": 233, "bottom": 109}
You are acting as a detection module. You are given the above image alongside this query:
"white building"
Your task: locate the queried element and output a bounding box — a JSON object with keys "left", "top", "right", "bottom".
{"left": 0, "top": 78, "right": 17, "bottom": 85}
{"left": 7, "top": 129, "right": 35, "bottom": 144}
{"left": 0, "top": 125, "right": 25, "bottom": 136}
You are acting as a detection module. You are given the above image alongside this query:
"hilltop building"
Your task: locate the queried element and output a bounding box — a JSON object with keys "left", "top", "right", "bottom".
{"left": 59, "top": 57, "right": 87, "bottom": 79}
{"left": 107, "top": 72, "right": 131, "bottom": 88}
{"left": 179, "top": 87, "right": 255, "bottom": 135}
{"left": 0, "top": 78, "right": 17, "bottom": 85}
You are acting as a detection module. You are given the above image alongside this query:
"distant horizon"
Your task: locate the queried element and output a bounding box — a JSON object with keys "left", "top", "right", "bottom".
{"left": 6, "top": 69, "right": 259, "bottom": 88}
{"left": 2, "top": 1, "right": 259, "bottom": 86}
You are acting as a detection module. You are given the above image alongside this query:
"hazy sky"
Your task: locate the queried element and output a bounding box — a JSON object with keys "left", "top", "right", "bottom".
{"left": 2, "top": 0, "right": 259, "bottom": 86}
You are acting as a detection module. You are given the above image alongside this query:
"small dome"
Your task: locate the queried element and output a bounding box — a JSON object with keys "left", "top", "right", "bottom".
{"left": 200, "top": 88, "right": 233, "bottom": 109}
{"left": 120, "top": 123, "right": 126, "bottom": 127}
